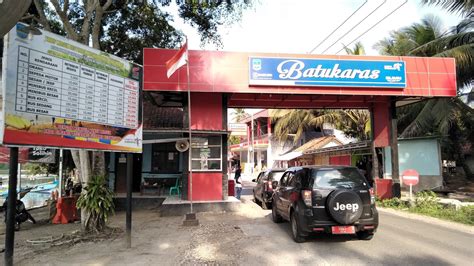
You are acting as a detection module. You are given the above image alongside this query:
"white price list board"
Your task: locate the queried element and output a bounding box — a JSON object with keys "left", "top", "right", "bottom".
{"left": 15, "top": 46, "right": 139, "bottom": 129}
{"left": 2, "top": 23, "right": 142, "bottom": 152}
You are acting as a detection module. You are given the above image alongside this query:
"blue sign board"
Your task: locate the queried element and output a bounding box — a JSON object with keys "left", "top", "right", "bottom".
{"left": 249, "top": 57, "right": 406, "bottom": 88}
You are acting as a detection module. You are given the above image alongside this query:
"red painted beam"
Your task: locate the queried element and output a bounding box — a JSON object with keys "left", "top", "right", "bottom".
{"left": 144, "top": 49, "right": 457, "bottom": 97}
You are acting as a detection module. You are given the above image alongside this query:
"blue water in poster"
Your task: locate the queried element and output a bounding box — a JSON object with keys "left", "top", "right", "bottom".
{"left": 249, "top": 57, "right": 406, "bottom": 88}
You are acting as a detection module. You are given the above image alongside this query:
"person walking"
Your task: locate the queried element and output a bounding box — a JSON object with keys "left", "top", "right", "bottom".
{"left": 235, "top": 165, "right": 242, "bottom": 200}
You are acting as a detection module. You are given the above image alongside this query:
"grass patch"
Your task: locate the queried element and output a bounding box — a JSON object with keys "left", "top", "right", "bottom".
{"left": 377, "top": 191, "right": 474, "bottom": 225}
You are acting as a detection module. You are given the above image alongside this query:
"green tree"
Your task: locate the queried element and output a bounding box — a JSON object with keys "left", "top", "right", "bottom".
{"left": 272, "top": 109, "right": 321, "bottom": 143}
{"left": 228, "top": 135, "right": 241, "bottom": 146}
{"left": 420, "top": 0, "right": 473, "bottom": 16}
{"left": 231, "top": 108, "right": 249, "bottom": 122}
{"left": 344, "top": 41, "right": 366, "bottom": 55}
{"left": 100, "top": 3, "right": 182, "bottom": 64}
{"left": 373, "top": 15, "right": 443, "bottom": 56}
{"left": 374, "top": 12, "right": 473, "bottom": 165}
{"left": 272, "top": 42, "right": 371, "bottom": 144}
{"left": 271, "top": 109, "right": 371, "bottom": 143}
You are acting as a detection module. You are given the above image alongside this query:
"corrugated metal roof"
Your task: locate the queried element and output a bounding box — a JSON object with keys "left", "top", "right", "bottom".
{"left": 294, "top": 136, "right": 342, "bottom": 153}
{"left": 273, "top": 151, "right": 303, "bottom": 161}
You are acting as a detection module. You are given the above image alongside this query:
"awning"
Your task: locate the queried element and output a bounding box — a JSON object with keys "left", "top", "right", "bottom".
{"left": 273, "top": 151, "right": 303, "bottom": 161}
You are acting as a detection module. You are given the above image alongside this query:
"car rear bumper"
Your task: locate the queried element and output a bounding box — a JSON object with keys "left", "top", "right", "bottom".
{"left": 262, "top": 191, "right": 273, "bottom": 203}
{"left": 298, "top": 207, "right": 379, "bottom": 234}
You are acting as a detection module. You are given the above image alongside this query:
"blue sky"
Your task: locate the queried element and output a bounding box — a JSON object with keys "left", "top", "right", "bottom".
{"left": 165, "top": 0, "right": 463, "bottom": 55}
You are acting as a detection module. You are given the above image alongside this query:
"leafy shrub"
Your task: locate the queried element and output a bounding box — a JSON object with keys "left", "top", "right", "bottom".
{"left": 76, "top": 175, "right": 115, "bottom": 232}
{"left": 414, "top": 191, "right": 439, "bottom": 210}
{"left": 377, "top": 197, "right": 408, "bottom": 209}
{"left": 378, "top": 190, "right": 474, "bottom": 225}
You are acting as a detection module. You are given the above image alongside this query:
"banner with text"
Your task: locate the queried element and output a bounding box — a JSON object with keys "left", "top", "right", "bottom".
{"left": 1, "top": 23, "right": 142, "bottom": 152}
{"left": 229, "top": 123, "right": 247, "bottom": 136}
{"left": 249, "top": 57, "right": 406, "bottom": 88}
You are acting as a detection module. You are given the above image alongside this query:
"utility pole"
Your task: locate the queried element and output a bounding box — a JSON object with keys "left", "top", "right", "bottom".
{"left": 251, "top": 113, "right": 254, "bottom": 173}
{"left": 58, "top": 149, "right": 63, "bottom": 198}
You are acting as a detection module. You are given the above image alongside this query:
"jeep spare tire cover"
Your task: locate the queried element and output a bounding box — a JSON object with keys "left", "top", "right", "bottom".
{"left": 327, "top": 189, "right": 363, "bottom": 225}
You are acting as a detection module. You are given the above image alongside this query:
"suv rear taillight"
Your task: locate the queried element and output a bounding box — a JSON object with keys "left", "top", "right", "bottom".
{"left": 266, "top": 181, "right": 273, "bottom": 192}
{"left": 369, "top": 188, "right": 375, "bottom": 205}
{"left": 302, "top": 190, "right": 312, "bottom": 207}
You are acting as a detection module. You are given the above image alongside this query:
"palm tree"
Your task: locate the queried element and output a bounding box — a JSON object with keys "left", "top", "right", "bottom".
{"left": 421, "top": 0, "right": 473, "bottom": 16}
{"left": 272, "top": 109, "right": 371, "bottom": 143}
{"left": 271, "top": 109, "right": 321, "bottom": 143}
{"left": 231, "top": 108, "right": 249, "bottom": 122}
{"left": 374, "top": 12, "right": 473, "bottom": 165}
{"left": 374, "top": 15, "right": 443, "bottom": 56}
{"left": 272, "top": 42, "right": 372, "bottom": 144}
{"left": 344, "top": 41, "right": 366, "bottom": 55}
{"left": 375, "top": 15, "right": 473, "bottom": 87}
{"left": 397, "top": 97, "right": 473, "bottom": 137}
{"left": 374, "top": 15, "right": 473, "bottom": 137}
{"left": 333, "top": 110, "right": 371, "bottom": 141}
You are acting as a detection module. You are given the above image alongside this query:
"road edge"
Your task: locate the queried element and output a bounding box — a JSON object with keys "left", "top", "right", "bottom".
{"left": 378, "top": 207, "right": 474, "bottom": 234}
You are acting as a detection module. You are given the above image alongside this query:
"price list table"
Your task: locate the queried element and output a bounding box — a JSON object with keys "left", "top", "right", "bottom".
{"left": 15, "top": 46, "right": 139, "bottom": 129}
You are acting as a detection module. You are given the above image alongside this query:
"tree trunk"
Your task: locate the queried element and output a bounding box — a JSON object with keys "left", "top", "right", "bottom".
{"left": 33, "top": 0, "right": 51, "bottom": 31}
{"left": 0, "top": 0, "right": 31, "bottom": 36}
{"left": 79, "top": 150, "right": 91, "bottom": 230}
{"left": 92, "top": 151, "right": 106, "bottom": 177}
{"left": 34, "top": 0, "right": 113, "bottom": 232}
{"left": 70, "top": 150, "right": 82, "bottom": 183}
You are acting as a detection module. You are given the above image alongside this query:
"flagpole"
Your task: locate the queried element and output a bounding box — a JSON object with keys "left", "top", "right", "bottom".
{"left": 185, "top": 36, "right": 193, "bottom": 214}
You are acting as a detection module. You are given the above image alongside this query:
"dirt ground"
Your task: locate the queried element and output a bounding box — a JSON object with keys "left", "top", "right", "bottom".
{"left": 1, "top": 189, "right": 473, "bottom": 265}
{"left": 0, "top": 197, "right": 268, "bottom": 265}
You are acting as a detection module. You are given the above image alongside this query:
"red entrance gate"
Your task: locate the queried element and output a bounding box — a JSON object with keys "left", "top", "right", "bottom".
{"left": 143, "top": 49, "right": 456, "bottom": 201}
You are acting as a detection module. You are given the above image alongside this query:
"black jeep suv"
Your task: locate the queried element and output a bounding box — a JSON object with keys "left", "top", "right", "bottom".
{"left": 252, "top": 169, "right": 286, "bottom": 209}
{"left": 272, "top": 166, "right": 378, "bottom": 242}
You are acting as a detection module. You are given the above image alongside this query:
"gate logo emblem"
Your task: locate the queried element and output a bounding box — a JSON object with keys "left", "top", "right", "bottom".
{"left": 252, "top": 59, "right": 262, "bottom": 71}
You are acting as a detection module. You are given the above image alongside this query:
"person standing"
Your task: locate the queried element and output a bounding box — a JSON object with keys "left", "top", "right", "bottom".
{"left": 235, "top": 166, "right": 242, "bottom": 200}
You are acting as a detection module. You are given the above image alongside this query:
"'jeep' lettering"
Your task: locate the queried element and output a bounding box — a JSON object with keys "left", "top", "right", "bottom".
{"left": 334, "top": 202, "right": 359, "bottom": 213}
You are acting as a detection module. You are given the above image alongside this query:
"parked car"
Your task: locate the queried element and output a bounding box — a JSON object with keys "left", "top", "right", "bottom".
{"left": 252, "top": 169, "right": 286, "bottom": 209}
{"left": 271, "top": 165, "right": 378, "bottom": 242}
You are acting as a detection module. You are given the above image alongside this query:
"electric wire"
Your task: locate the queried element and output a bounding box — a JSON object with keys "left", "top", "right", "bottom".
{"left": 335, "top": 0, "right": 409, "bottom": 54}
{"left": 308, "top": 0, "right": 368, "bottom": 54}
{"left": 320, "top": 0, "right": 387, "bottom": 54}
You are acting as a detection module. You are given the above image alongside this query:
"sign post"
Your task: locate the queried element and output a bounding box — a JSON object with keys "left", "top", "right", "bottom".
{"left": 4, "top": 148, "right": 18, "bottom": 266}
{"left": 402, "top": 169, "right": 419, "bottom": 202}
{"left": 126, "top": 153, "right": 133, "bottom": 248}
{"left": 1, "top": 23, "right": 143, "bottom": 263}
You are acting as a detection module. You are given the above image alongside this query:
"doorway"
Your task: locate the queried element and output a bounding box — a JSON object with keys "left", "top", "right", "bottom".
{"left": 115, "top": 153, "right": 142, "bottom": 193}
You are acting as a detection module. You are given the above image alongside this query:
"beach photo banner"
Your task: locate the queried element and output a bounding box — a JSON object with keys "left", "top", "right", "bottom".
{"left": 1, "top": 23, "right": 142, "bottom": 153}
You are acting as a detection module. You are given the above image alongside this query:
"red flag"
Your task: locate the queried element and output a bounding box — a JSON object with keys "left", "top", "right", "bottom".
{"left": 165, "top": 41, "right": 188, "bottom": 78}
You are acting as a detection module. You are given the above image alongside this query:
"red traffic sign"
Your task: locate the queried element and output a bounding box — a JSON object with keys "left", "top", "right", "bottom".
{"left": 402, "top": 169, "right": 419, "bottom": 186}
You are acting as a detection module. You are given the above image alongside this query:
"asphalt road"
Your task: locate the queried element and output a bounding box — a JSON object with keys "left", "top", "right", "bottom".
{"left": 241, "top": 179, "right": 474, "bottom": 265}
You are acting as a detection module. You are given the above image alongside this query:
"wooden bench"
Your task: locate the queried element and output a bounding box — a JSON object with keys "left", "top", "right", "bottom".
{"left": 140, "top": 174, "right": 181, "bottom": 196}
